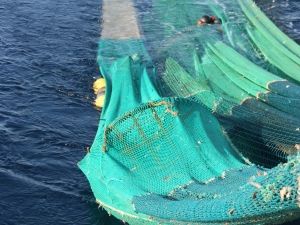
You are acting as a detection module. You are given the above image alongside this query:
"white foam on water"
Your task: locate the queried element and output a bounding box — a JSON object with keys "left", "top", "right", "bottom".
{"left": 101, "top": 0, "right": 140, "bottom": 39}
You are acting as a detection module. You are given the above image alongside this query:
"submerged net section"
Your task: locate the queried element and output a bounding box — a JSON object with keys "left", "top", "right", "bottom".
{"left": 164, "top": 41, "right": 300, "bottom": 167}
{"left": 239, "top": 0, "right": 300, "bottom": 83}
{"left": 79, "top": 0, "right": 300, "bottom": 224}
{"left": 157, "top": 0, "right": 300, "bottom": 168}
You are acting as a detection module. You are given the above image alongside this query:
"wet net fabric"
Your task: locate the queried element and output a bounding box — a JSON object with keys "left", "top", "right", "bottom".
{"left": 134, "top": 160, "right": 300, "bottom": 224}
{"left": 159, "top": 0, "right": 300, "bottom": 167}
{"left": 79, "top": 0, "right": 300, "bottom": 224}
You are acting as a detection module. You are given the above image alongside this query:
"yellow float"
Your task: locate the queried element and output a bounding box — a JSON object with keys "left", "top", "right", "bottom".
{"left": 93, "top": 78, "right": 106, "bottom": 108}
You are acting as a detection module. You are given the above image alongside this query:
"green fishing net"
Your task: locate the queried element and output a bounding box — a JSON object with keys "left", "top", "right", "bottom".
{"left": 79, "top": 0, "right": 300, "bottom": 224}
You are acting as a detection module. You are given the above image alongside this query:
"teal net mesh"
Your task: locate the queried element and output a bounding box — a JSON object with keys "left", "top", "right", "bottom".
{"left": 78, "top": 0, "right": 300, "bottom": 224}
{"left": 133, "top": 161, "right": 300, "bottom": 224}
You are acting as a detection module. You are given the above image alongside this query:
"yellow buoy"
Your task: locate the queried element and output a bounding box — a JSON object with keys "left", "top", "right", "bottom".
{"left": 93, "top": 78, "right": 106, "bottom": 108}
{"left": 93, "top": 78, "right": 106, "bottom": 94}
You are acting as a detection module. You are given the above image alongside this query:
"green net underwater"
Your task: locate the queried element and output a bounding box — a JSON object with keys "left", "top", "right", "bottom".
{"left": 78, "top": 0, "right": 300, "bottom": 224}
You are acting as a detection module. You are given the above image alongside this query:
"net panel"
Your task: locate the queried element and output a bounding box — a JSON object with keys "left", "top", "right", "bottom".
{"left": 134, "top": 158, "right": 300, "bottom": 224}
{"left": 163, "top": 44, "right": 300, "bottom": 167}
{"left": 204, "top": 47, "right": 266, "bottom": 97}
{"left": 238, "top": 0, "right": 300, "bottom": 60}
{"left": 246, "top": 26, "right": 300, "bottom": 83}
{"left": 104, "top": 98, "right": 245, "bottom": 194}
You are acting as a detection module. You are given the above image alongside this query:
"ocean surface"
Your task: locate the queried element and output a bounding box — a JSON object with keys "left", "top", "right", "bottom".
{"left": 0, "top": 0, "right": 299, "bottom": 224}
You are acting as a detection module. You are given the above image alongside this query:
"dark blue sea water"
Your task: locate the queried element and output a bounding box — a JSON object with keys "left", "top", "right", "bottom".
{"left": 0, "top": 0, "right": 122, "bottom": 224}
{"left": 0, "top": 0, "right": 299, "bottom": 224}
